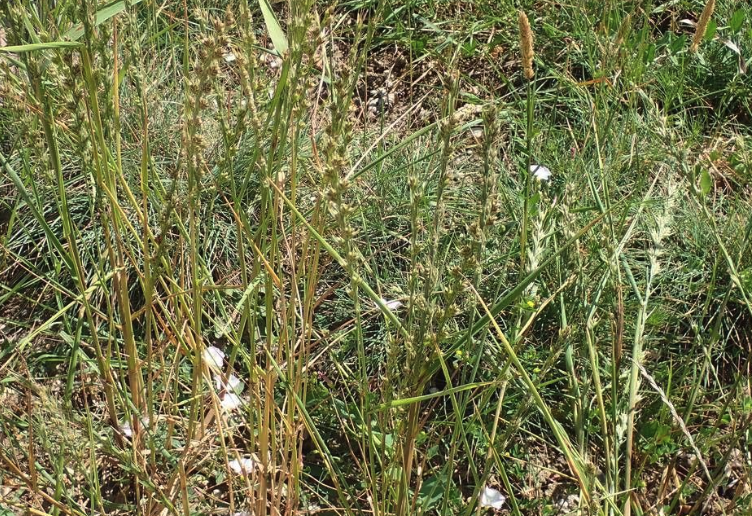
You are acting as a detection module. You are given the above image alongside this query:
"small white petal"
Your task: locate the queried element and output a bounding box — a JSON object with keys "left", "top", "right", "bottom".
{"left": 220, "top": 393, "right": 244, "bottom": 411}
{"left": 203, "top": 346, "right": 225, "bottom": 369}
{"left": 480, "top": 486, "right": 506, "bottom": 509}
{"left": 530, "top": 164, "right": 552, "bottom": 182}
{"left": 228, "top": 457, "right": 255, "bottom": 476}
{"left": 376, "top": 298, "right": 403, "bottom": 311}
{"left": 120, "top": 415, "right": 150, "bottom": 438}
{"left": 214, "top": 374, "right": 244, "bottom": 394}
{"left": 223, "top": 52, "right": 237, "bottom": 63}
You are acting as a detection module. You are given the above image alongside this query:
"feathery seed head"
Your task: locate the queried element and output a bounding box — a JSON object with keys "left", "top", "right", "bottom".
{"left": 691, "top": 0, "right": 716, "bottom": 52}
{"left": 518, "top": 11, "right": 535, "bottom": 80}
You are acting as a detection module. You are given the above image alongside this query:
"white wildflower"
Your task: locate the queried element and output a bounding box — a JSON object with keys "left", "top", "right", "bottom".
{"left": 220, "top": 393, "right": 244, "bottom": 412}
{"left": 479, "top": 486, "right": 506, "bottom": 510}
{"left": 120, "top": 415, "right": 150, "bottom": 438}
{"left": 228, "top": 457, "right": 255, "bottom": 476}
{"left": 214, "top": 374, "right": 243, "bottom": 394}
{"left": 376, "top": 298, "right": 403, "bottom": 311}
{"left": 203, "top": 346, "right": 225, "bottom": 369}
{"left": 530, "top": 164, "right": 552, "bottom": 182}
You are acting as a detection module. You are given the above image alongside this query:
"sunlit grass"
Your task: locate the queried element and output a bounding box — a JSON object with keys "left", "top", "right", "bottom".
{"left": 1, "top": 0, "right": 751, "bottom": 515}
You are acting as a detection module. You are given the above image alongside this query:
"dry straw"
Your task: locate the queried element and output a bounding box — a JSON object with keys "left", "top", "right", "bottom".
{"left": 690, "top": 0, "right": 715, "bottom": 52}
{"left": 518, "top": 11, "right": 534, "bottom": 80}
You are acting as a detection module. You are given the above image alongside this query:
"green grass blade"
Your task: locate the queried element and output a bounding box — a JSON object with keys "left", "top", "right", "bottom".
{"left": 376, "top": 382, "right": 493, "bottom": 409}
{"left": 0, "top": 41, "right": 82, "bottom": 52}
{"left": 257, "top": 0, "right": 289, "bottom": 55}
{"left": 64, "top": 0, "right": 145, "bottom": 41}
{"left": 0, "top": 151, "right": 74, "bottom": 274}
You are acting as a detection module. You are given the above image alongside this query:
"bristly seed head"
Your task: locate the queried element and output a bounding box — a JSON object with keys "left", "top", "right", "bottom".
{"left": 518, "top": 11, "right": 535, "bottom": 81}
{"left": 690, "top": 0, "right": 716, "bottom": 52}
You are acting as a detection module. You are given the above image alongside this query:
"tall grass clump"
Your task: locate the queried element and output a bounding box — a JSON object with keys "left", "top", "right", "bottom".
{"left": 1, "top": 0, "right": 751, "bottom": 516}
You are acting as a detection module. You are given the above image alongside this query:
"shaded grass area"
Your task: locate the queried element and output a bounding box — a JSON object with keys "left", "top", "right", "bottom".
{"left": 1, "top": 0, "right": 751, "bottom": 515}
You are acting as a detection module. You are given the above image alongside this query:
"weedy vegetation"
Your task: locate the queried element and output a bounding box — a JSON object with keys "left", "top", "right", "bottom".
{"left": 0, "top": 0, "right": 751, "bottom": 515}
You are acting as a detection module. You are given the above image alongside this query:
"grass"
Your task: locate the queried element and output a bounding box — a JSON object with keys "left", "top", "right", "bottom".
{"left": 1, "top": 0, "right": 751, "bottom": 515}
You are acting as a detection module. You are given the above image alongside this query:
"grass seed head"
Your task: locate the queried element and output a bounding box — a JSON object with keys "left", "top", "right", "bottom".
{"left": 518, "top": 11, "right": 535, "bottom": 80}
{"left": 691, "top": 0, "right": 716, "bottom": 52}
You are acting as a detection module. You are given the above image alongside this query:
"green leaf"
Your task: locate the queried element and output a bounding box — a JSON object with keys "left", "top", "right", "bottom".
{"left": 0, "top": 41, "right": 82, "bottom": 53}
{"left": 369, "top": 431, "right": 394, "bottom": 452}
{"left": 418, "top": 475, "right": 453, "bottom": 511}
{"left": 704, "top": 19, "right": 717, "bottom": 41}
{"left": 528, "top": 192, "right": 541, "bottom": 216}
{"left": 730, "top": 9, "right": 745, "bottom": 33}
{"left": 257, "top": 0, "right": 289, "bottom": 56}
{"left": 411, "top": 38, "right": 427, "bottom": 54}
{"left": 639, "top": 420, "right": 671, "bottom": 444}
{"left": 644, "top": 43, "right": 656, "bottom": 63}
{"left": 700, "top": 168, "right": 712, "bottom": 196}
{"left": 461, "top": 40, "right": 478, "bottom": 56}
{"left": 742, "top": 396, "right": 752, "bottom": 415}
{"left": 64, "top": 0, "right": 145, "bottom": 41}
{"left": 739, "top": 268, "right": 752, "bottom": 291}
{"left": 669, "top": 34, "right": 686, "bottom": 53}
